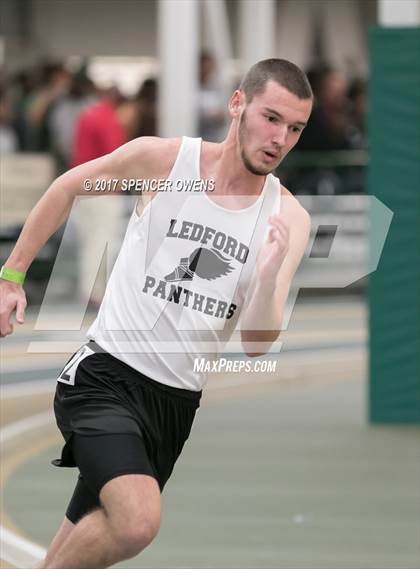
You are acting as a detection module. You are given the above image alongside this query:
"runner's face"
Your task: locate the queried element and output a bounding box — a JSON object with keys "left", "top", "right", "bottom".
{"left": 238, "top": 81, "right": 312, "bottom": 176}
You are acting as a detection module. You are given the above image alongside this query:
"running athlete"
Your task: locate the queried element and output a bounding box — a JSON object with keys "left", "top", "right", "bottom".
{"left": 0, "top": 59, "right": 313, "bottom": 569}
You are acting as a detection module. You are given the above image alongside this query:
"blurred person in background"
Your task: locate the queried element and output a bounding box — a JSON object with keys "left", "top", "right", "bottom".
{"left": 197, "top": 51, "right": 227, "bottom": 142}
{"left": 297, "top": 63, "right": 351, "bottom": 151}
{"left": 72, "top": 85, "right": 127, "bottom": 309}
{"left": 72, "top": 85, "right": 126, "bottom": 167}
{"left": 0, "top": 87, "right": 19, "bottom": 154}
{"left": 288, "top": 63, "right": 367, "bottom": 195}
{"left": 347, "top": 78, "right": 367, "bottom": 150}
{"left": 25, "top": 62, "right": 71, "bottom": 152}
{"left": 49, "top": 72, "right": 97, "bottom": 174}
{"left": 134, "top": 78, "right": 158, "bottom": 138}
{"left": 10, "top": 69, "right": 36, "bottom": 151}
{"left": 118, "top": 78, "right": 158, "bottom": 141}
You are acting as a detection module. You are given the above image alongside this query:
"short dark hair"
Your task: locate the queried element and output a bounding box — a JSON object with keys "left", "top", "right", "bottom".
{"left": 240, "top": 58, "right": 313, "bottom": 102}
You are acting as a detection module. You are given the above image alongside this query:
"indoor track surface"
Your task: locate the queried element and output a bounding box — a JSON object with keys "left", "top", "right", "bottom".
{"left": 1, "top": 296, "right": 418, "bottom": 569}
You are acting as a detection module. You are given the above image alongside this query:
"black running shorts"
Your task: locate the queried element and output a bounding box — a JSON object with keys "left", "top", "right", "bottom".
{"left": 52, "top": 341, "right": 201, "bottom": 523}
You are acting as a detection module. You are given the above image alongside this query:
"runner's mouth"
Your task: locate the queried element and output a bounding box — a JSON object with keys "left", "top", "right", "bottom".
{"left": 263, "top": 150, "right": 277, "bottom": 160}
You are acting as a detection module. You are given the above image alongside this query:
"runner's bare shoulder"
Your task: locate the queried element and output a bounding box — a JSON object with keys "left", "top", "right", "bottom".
{"left": 111, "top": 137, "right": 182, "bottom": 216}
{"left": 112, "top": 136, "right": 182, "bottom": 182}
{"left": 280, "top": 184, "right": 311, "bottom": 226}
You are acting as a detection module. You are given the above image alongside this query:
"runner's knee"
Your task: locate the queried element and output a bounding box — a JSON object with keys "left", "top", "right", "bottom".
{"left": 110, "top": 514, "right": 160, "bottom": 558}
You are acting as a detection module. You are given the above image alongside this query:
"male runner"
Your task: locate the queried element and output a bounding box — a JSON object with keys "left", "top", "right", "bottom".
{"left": 0, "top": 59, "right": 313, "bottom": 569}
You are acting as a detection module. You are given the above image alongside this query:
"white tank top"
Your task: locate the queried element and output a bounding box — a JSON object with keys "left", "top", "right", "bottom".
{"left": 87, "top": 137, "right": 281, "bottom": 390}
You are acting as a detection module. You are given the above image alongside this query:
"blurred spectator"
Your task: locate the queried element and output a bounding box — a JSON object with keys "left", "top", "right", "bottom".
{"left": 25, "top": 62, "right": 71, "bottom": 152}
{"left": 0, "top": 87, "right": 18, "bottom": 154}
{"left": 72, "top": 86, "right": 125, "bottom": 166}
{"left": 118, "top": 78, "right": 158, "bottom": 140}
{"left": 197, "top": 51, "right": 227, "bottom": 142}
{"left": 48, "top": 73, "right": 97, "bottom": 173}
{"left": 133, "top": 78, "right": 158, "bottom": 138}
{"left": 297, "top": 63, "right": 352, "bottom": 151}
{"left": 72, "top": 86, "right": 127, "bottom": 308}
{"left": 347, "top": 78, "right": 367, "bottom": 149}
{"left": 10, "top": 69, "right": 36, "bottom": 151}
{"left": 282, "top": 64, "right": 367, "bottom": 195}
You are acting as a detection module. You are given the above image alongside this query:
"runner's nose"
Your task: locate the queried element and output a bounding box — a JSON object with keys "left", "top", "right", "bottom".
{"left": 272, "top": 124, "right": 288, "bottom": 147}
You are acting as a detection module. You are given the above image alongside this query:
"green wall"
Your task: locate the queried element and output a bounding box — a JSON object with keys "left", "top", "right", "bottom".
{"left": 368, "top": 27, "right": 420, "bottom": 423}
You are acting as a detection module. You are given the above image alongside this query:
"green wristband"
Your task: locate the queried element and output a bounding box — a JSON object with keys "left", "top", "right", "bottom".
{"left": 0, "top": 265, "right": 26, "bottom": 285}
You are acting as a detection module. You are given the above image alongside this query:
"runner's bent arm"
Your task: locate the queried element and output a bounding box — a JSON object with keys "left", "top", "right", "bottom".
{"left": 240, "top": 197, "right": 311, "bottom": 356}
{"left": 0, "top": 137, "right": 179, "bottom": 337}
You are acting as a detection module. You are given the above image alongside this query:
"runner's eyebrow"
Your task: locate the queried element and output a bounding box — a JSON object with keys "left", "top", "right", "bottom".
{"left": 263, "top": 107, "right": 307, "bottom": 127}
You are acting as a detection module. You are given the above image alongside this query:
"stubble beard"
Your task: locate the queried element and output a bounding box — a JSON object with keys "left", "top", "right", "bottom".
{"left": 238, "top": 110, "right": 280, "bottom": 176}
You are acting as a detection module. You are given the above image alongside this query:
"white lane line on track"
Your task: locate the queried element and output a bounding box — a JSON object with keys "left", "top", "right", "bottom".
{"left": 0, "top": 526, "right": 46, "bottom": 568}
{"left": 0, "top": 411, "right": 54, "bottom": 443}
{"left": 1, "top": 412, "right": 52, "bottom": 567}
{"left": 1, "top": 379, "right": 56, "bottom": 399}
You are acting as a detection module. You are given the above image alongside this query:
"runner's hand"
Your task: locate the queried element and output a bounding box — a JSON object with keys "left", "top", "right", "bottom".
{"left": 256, "top": 212, "right": 290, "bottom": 284}
{"left": 0, "top": 280, "right": 27, "bottom": 337}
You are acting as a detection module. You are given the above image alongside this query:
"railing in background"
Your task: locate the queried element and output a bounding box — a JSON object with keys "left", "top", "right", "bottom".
{"left": 278, "top": 149, "right": 368, "bottom": 196}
